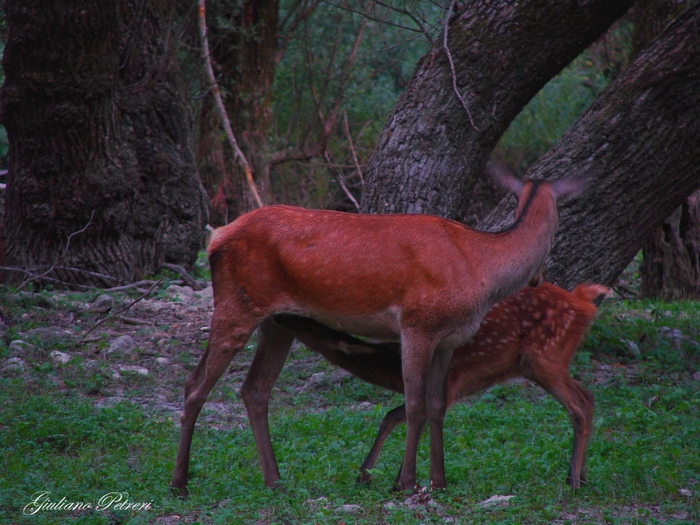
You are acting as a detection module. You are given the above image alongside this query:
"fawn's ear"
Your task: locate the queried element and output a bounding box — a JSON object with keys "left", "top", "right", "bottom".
{"left": 488, "top": 160, "right": 524, "bottom": 196}
{"left": 551, "top": 176, "right": 589, "bottom": 200}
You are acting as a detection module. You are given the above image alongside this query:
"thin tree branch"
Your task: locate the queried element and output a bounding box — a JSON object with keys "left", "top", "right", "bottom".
{"left": 343, "top": 110, "right": 364, "bottom": 186}
{"left": 322, "top": 2, "right": 372, "bottom": 138}
{"left": 276, "top": 0, "right": 322, "bottom": 65}
{"left": 443, "top": 0, "right": 480, "bottom": 133}
{"left": 323, "top": 0, "right": 435, "bottom": 39}
{"left": 197, "top": 0, "right": 263, "bottom": 208}
{"left": 323, "top": 150, "right": 360, "bottom": 211}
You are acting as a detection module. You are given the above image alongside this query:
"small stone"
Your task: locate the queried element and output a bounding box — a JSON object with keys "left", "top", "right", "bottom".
{"left": 3, "top": 357, "right": 26, "bottom": 371}
{"left": 310, "top": 372, "right": 325, "bottom": 384}
{"left": 693, "top": 371, "right": 700, "bottom": 381}
{"left": 117, "top": 365, "right": 149, "bottom": 376}
{"left": 91, "top": 294, "right": 115, "bottom": 313}
{"left": 108, "top": 335, "right": 136, "bottom": 355}
{"left": 478, "top": 494, "right": 516, "bottom": 507}
{"left": 338, "top": 504, "right": 361, "bottom": 514}
{"left": 167, "top": 285, "right": 194, "bottom": 304}
{"left": 50, "top": 350, "right": 71, "bottom": 364}
{"left": 622, "top": 338, "right": 641, "bottom": 358}
{"left": 660, "top": 326, "right": 684, "bottom": 339}
{"left": 155, "top": 357, "right": 170, "bottom": 366}
{"left": 678, "top": 488, "right": 692, "bottom": 497}
{"left": 192, "top": 285, "right": 214, "bottom": 308}
{"left": 9, "top": 340, "right": 36, "bottom": 356}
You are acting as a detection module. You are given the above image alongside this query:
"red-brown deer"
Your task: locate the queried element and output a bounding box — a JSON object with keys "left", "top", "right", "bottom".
{"left": 274, "top": 282, "right": 608, "bottom": 489}
{"left": 170, "top": 171, "right": 586, "bottom": 496}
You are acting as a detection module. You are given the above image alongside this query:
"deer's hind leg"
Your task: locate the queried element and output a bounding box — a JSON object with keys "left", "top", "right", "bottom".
{"left": 171, "top": 309, "right": 259, "bottom": 497}
{"left": 241, "top": 317, "right": 295, "bottom": 488}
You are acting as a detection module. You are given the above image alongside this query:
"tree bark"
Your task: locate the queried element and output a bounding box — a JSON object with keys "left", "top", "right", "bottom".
{"left": 630, "top": 0, "right": 700, "bottom": 300}
{"left": 0, "top": 0, "right": 207, "bottom": 286}
{"left": 478, "top": 5, "right": 700, "bottom": 290}
{"left": 641, "top": 192, "right": 700, "bottom": 300}
{"left": 360, "top": 0, "right": 634, "bottom": 220}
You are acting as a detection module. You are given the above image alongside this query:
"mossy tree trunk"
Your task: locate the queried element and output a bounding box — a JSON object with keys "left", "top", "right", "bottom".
{"left": 0, "top": 0, "right": 207, "bottom": 286}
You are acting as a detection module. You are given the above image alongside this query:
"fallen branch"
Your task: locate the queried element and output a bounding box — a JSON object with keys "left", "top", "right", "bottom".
{"left": 82, "top": 280, "right": 162, "bottom": 337}
{"left": 197, "top": 0, "right": 263, "bottom": 209}
{"left": 158, "top": 262, "right": 206, "bottom": 290}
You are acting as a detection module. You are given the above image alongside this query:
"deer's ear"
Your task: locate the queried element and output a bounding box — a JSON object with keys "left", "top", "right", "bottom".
{"left": 488, "top": 161, "right": 524, "bottom": 196}
{"left": 551, "top": 176, "right": 589, "bottom": 200}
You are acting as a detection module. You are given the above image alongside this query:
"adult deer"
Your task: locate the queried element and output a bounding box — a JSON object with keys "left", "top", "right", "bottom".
{"left": 170, "top": 170, "right": 586, "bottom": 496}
{"left": 274, "top": 282, "right": 608, "bottom": 488}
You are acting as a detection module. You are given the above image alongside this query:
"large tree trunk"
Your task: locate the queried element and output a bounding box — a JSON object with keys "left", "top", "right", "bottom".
{"left": 360, "top": 0, "right": 634, "bottom": 220}
{"left": 0, "top": 0, "right": 207, "bottom": 286}
{"left": 479, "top": 5, "right": 700, "bottom": 290}
{"left": 630, "top": 0, "right": 700, "bottom": 300}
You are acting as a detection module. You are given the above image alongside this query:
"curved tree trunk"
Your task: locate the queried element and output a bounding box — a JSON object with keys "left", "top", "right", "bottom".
{"left": 478, "top": 5, "right": 700, "bottom": 290}
{"left": 0, "top": 0, "right": 207, "bottom": 286}
{"left": 360, "top": 0, "right": 634, "bottom": 220}
{"left": 631, "top": 0, "right": 700, "bottom": 300}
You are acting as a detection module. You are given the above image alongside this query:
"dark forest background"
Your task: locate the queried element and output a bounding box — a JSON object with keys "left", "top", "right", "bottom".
{"left": 0, "top": 0, "right": 698, "bottom": 299}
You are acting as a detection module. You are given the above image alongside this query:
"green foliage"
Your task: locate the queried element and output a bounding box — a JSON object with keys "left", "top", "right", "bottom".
{"left": 269, "top": 1, "right": 439, "bottom": 209}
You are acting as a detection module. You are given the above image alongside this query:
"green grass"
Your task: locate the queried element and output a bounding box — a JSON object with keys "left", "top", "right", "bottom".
{"left": 1, "top": 297, "right": 699, "bottom": 524}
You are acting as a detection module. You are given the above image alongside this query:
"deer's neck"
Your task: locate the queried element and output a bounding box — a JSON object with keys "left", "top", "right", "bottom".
{"left": 480, "top": 192, "right": 559, "bottom": 303}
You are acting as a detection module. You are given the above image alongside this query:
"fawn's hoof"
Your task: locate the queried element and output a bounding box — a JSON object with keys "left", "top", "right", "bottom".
{"left": 393, "top": 481, "right": 420, "bottom": 494}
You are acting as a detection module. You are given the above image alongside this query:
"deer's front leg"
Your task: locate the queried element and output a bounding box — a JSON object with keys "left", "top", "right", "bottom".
{"left": 395, "top": 331, "right": 436, "bottom": 492}
{"left": 426, "top": 346, "right": 454, "bottom": 489}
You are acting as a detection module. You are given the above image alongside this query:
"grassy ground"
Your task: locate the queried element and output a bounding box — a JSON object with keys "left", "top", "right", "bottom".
{"left": 1, "top": 280, "right": 699, "bottom": 524}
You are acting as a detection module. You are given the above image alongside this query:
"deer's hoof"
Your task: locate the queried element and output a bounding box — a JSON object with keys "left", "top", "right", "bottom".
{"left": 430, "top": 479, "right": 447, "bottom": 490}
{"left": 170, "top": 482, "right": 189, "bottom": 499}
{"left": 356, "top": 472, "right": 373, "bottom": 485}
